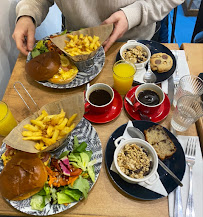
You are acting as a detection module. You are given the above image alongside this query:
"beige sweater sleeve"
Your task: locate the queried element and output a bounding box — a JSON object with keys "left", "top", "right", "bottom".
{"left": 16, "top": 0, "right": 54, "bottom": 26}
{"left": 121, "top": 0, "right": 184, "bottom": 30}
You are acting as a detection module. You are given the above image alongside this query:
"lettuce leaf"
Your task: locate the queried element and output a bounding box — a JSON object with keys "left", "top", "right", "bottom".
{"left": 57, "top": 192, "right": 75, "bottom": 204}
{"left": 30, "top": 195, "right": 45, "bottom": 211}
{"left": 69, "top": 175, "right": 90, "bottom": 198}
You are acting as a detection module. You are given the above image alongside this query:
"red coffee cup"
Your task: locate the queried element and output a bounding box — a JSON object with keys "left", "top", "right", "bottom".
{"left": 133, "top": 84, "right": 165, "bottom": 114}
{"left": 85, "top": 83, "right": 114, "bottom": 114}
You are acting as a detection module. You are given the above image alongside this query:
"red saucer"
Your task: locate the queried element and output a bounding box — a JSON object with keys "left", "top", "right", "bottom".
{"left": 124, "top": 86, "right": 170, "bottom": 123}
{"left": 84, "top": 89, "right": 123, "bottom": 124}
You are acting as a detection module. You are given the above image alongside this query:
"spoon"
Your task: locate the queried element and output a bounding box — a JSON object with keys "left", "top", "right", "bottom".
{"left": 127, "top": 127, "right": 145, "bottom": 140}
{"left": 143, "top": 61, "right": 157, "bottom": 83}
{"left": 127, "top": 126, "right": 183, "bottom": 186}
{"left": 125, "top": 96, "right": 151, "bottom": 121}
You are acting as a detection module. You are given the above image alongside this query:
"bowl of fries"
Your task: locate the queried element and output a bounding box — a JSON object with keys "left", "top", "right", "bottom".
{"left": 50, "top": 24, "right": 114, "bottom": 71}
{"left": 3, "top": 93, "right": 84, "bottom": 153}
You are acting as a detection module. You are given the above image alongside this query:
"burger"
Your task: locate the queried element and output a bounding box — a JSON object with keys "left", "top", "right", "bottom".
{"left": 0, "top": 151, "right": 48, "bottom": 201}
{"left": 25, "top": 51, "right": 78, "bottom": 84}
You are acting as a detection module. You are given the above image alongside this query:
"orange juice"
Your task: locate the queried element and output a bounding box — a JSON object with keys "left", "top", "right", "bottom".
{"left": 0, "top": 101, "right": 17, "bottom": 136}
{"left": 113, "top": 60, "right": 136, "bottom": 95}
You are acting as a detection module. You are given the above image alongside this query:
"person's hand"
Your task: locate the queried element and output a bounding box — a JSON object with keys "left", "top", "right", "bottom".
{"left": 102, "top": 10, "right": 128, "bottom": 52}
{"left": 12, "top": 16, "right": 36, "bottom": 56}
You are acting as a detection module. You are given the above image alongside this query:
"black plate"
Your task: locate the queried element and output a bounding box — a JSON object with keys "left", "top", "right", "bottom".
{"left": 116, "top": 40, "right": 176, "bottom": 85}
{"left": 105, "top": 120, "right": 186, "bottom": 200}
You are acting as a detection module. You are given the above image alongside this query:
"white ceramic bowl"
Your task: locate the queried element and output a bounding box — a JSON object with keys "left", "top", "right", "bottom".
{"left": 114, "top": 137, "right": 159, "bottom": 185}
{"left": 120, "top": 40, "right": 151, "bottom": 70}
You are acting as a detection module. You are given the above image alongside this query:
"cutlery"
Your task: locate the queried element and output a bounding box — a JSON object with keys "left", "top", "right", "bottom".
{"left": 174, "top": 186, "right": 184, "bottom": 217}
{"left": 128, "top": 126, "right": 183, "bottom": 187}
{"left": 125, "top": 97, "right": 151, "bottom": 121}
{"left": 173, "top": 50, "right": 180, "bottom": 89}
{"left": 185, "top": 138, "right": 196, "bottom": 217}
{"left": 170, "top": 126, "right": 184, "bottom": 217}
{"left": 143, "top": 61, "right": 157, "bottom": 83}
{"left": 127, "top": 127, "right": 145, "bottom": 140}
{"left": 168, "top": 75, "right": 175, "bottom": 105}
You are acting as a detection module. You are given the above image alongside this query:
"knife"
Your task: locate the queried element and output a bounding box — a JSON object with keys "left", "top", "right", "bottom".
{"left": 169, "top": 126, "right": 184, "bottom": 217}
{"left": 168, "top": 75, "right": 175, "bottom": 105}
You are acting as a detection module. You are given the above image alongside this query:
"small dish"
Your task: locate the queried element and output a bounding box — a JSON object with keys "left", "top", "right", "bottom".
{"left": 120, "top": 40, "right": 151, "bottom": 70}
{"left": 114, "top": 137, "right": 159, "bottom": 185}
{"left": 84, "top": 89, "right": 123, "bottom": 124}
{"left": 124, "top": 86, "right": 170, "bottom": 123}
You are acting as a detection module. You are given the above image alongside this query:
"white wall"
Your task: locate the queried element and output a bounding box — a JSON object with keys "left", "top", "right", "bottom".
{"left": 0, "top": 1, "right": 61, "bottom": 100}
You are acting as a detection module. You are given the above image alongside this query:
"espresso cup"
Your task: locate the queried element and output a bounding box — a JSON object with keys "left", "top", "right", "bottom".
{"left": 85, "top": 83, "right": 114, "bottom": 113}
{"left": 133, "top": 84, "right": 165, "bottom": 114}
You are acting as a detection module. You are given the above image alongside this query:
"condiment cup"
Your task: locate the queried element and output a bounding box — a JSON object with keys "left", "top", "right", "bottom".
{"left": 114, "top": 137, "right": 159, "bottom": 185}
{"left": 120, "top": 40, "right": 151, "bottom": 70}
{"left": 85, "top": 83, "right": 114, "bottom": 114}
{"left": 133, "top": 83, "right": 165, "bottom": 114}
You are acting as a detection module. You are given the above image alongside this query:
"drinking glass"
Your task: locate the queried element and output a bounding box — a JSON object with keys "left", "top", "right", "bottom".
{"left": 0, "top": 101, "right": 17, "bottom": 136}
{"left": 173, "top": 75, "right": 203, "bottom": 107}
{"left": 113, "top": 60, "right": 136, "bottom": 95}
{"left": 171, "top": 95, "right": 203, "bottom": 132}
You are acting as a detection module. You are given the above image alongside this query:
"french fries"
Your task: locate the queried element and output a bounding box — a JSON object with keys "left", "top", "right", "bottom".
{"left": 22, "top": 109, "right": 77, "bottom": 151}
{"left": 64, "top": 34, "right": 101, "bottom": 56}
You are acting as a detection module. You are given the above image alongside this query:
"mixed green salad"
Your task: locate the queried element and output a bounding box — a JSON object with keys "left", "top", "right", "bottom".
{"left": 30, "top": 136, "right": 96, "bottom": 211}
{"left": 31, "top": 30, "right": 67, "bottom": 58}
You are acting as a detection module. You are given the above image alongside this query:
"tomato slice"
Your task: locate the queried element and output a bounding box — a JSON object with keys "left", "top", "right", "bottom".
{"left": 70, "top": 168, "right": 82, "bottom": 176}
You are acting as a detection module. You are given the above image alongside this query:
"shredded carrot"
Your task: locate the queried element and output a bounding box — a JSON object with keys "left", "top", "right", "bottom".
{"left": 68, "top": 175, "right": 79, "bottom": 187}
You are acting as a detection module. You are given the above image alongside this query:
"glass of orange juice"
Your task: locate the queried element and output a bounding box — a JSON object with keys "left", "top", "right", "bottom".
{"left": 113, "top": 60, "right": 136, "bottom": 95}
{"left": 0, "top": 101, "right": 17, "bottom": 136}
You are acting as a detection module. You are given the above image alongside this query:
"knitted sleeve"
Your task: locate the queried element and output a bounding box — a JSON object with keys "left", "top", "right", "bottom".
{"left": 120, "top": 0, "right": 183, "bottom": 30}
{"left": 16, "top": 0, "right": 54, "bottom": 27}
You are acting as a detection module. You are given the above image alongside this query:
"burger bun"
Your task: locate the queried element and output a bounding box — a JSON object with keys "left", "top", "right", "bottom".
{"left": 0, "top": 151, "right": 47, "bottom": 201}
{"left": 25, "top": 51, "right": 60, "bottom": 81}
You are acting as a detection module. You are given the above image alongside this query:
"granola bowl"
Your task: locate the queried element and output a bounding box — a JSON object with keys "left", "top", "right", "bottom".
{"left": 114, "top": 137, "right": 159, "bottom": 185}
{"left": 120, "top": 40, "right": 151, "bottom": 70}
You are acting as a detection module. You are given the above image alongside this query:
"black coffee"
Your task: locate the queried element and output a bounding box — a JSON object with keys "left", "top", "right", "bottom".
{"left": 89, "top": 89, "right": 112, "bottom": 106}
{"left": 138, "top": 90, "right": 160, "bottom": 106}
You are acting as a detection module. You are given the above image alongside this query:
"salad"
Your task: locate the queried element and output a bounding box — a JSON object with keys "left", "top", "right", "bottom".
{"left": 30, "top": 135, "right": 96, "bottom": 211}
{"left": 31, "top": 30, "right": 67, "bottom": 58}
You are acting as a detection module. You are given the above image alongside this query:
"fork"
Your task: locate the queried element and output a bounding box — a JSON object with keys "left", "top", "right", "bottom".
{"left": 185, "top": 138, "right": 196, "bottom": 217}
{"left": 173, "top": 50, "right": 180, "bottom": 89}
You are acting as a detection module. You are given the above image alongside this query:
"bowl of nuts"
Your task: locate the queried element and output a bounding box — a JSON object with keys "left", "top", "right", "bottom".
{"left": 114, "top": 137, "right": 159, "bottom": 185}
{"left": 120, "top": 40, "right": 151, "bottom": 70}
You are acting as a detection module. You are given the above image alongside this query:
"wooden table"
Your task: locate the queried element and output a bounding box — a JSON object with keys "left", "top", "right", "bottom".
{"left": 180, "top": 43, "right": 203, "bottom": 153}
{"left": 0, "top": 43, "right": 198, "bottom": 217}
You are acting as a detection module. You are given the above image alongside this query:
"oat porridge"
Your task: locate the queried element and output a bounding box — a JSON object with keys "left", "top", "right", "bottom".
{"left": 117, "top": 143, "right": 152, "bottom": 179}
{"left": 122, "top": 46, "right": 148, "bottom": 64}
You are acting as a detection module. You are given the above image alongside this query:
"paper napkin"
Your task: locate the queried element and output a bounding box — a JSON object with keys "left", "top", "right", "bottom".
{"left": 168, "top": 136, "right": 203, "bottom": 217}
{"left": 110, "top": 121, "right": 168, "bottom": 197}
{"left": 162, "top": 50, "right": 190, "bottom": 94}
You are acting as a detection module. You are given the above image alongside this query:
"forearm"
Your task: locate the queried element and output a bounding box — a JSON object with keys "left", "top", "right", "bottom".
{"left": 16, "top": 0, "right": 54, "bottom": 27}
{"left": 121, "top": 0, "right": 184, "bottom": 30}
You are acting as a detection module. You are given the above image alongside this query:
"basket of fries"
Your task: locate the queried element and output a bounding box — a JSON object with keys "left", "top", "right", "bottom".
{"left": 3, "top": 92, "right": 84, "bottom": 153}
{"left": 50, "top": 24, "right": 113, "bottom": 71}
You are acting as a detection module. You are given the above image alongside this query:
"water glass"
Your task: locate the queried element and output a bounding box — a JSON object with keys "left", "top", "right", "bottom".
{"left": 173, "top": 75, "right": 203, "bottom": 107}
{"left": 113, "top": 60, "right": 136, "bottom": 95}
{"left": 171, "top": 95, "right": 203, "bottom": 132}
{"left": 0, "top": 101, "right": 17, "bottom": 136}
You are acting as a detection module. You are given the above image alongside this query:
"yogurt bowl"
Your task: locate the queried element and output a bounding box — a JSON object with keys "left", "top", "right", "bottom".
{"left": 114, "top": 137, "right": 159, "bottom": 185}
{"left": 120, "top": 40, "right": 151, "bottom": 71}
